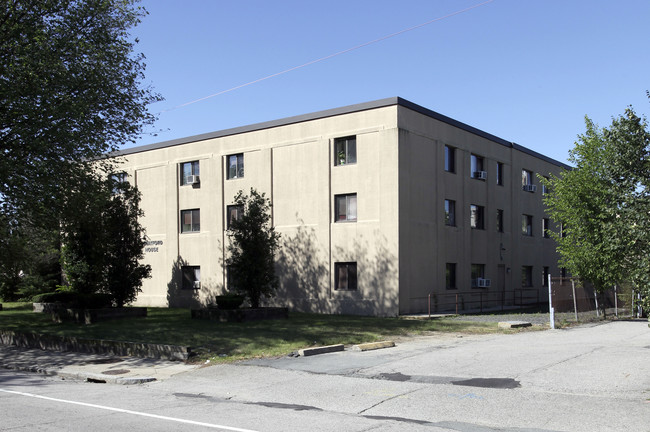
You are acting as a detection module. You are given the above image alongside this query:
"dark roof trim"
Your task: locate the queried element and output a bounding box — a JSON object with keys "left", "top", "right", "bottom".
{"left": 114, "top": 97, "right": 570, "bottom": 169}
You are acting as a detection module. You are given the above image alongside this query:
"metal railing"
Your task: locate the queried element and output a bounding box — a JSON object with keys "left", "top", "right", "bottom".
{"left": 419, "top": 289, "right": 541, "bottom": 318}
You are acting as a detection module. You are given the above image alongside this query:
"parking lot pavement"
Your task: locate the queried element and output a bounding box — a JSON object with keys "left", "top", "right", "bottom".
{"left": 0, "top": 345, "right": 198, "bottom": 384}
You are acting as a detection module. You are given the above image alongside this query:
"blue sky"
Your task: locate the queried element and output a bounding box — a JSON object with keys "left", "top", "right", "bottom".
{"left": 130, "top": 0, "right": 650, "bottom": 165}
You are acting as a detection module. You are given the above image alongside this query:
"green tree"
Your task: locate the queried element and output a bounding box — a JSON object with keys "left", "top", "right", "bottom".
{"left": 0, "top": 0, "right": 160, "bottom": 225}
{"left": 0, "top": 208, "right": 60, "bottom": 301}
{"left": 60, "top": 174, "right": 150, "bottom": 306}
{"left": 225, "top": 189, "right": 280, "bottom": 308}
{"left": 543, "top": 107, "right": 650, "bottom": 315}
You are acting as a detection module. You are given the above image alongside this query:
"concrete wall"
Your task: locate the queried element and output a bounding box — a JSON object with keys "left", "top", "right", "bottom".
{"left": 113, "top": 98, "right": 565, "bottom": 316}
{"left": 397, "top": 106, "right": 564, "bottom": 314}
{"left": 116, "top": 105, "right": 401, "bottom": 315}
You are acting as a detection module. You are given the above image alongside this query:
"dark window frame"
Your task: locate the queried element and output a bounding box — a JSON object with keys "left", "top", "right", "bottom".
{"left": 180, "top": 209, "right": 200, "bottom": 233}
{"left": 226, "top": 205, "right": 244, "bottom": 229}
{"left": 180, "top": 160, "right": 200, "bottom": 185}
{"left": 227, "top": 153, "right": 244, "bottom": 179}
{"left": 335, "top": 262, "right": 357, "bottom": 290}
{"left": 446, "top": 263, "right": 457, "bottom": 290}
{"left": 334, "top": 136, "right": 357, "bottom": 166}
{"left": 334, "top": 193, "right": 357, "bottom": 222}
{"left": 181, "top": 266, "right": 201, "bottom": 290}
{"left": 444, "top": 145, "right": 456, "bottom": 173}
{"left": 470, "top": 204, "right": 485, "bottom": 230}
{"left": 445, "top": 199, "right": 456, "bottom": 226}
{"left": 522, "top": 214, "right": 533, "bottom": 236}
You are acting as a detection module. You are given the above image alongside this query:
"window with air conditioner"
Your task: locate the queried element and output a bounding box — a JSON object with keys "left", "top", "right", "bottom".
{"left": 181, "top": 266, "right": 200, "bottom": 290}
{"left": 471, "top": 264, "right": 486, "bottom": 288}
{"left": 522, "top": 169, "right": 536, "bottom": 192}
{"left": 471, "top": 154, "right": 486, "bottom": 179}
{"left": 180, "top": 161, "right": 200, "bottom": 186}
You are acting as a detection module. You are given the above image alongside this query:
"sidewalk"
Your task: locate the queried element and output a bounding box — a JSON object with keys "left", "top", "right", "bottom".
{"left": 0, "top": 344, "right": 199, "bottom": 384}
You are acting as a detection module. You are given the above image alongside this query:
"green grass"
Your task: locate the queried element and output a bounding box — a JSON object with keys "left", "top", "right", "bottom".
{"left": 0, "top": 302, "right": 505, "bottom": 363}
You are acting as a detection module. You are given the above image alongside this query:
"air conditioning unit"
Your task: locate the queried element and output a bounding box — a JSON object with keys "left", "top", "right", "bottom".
{"left": 186, "top": 175, "right": 200, "bottom": 185}
{"left": 477, "top": 278, "right": 491, "bottom": 288}
{"left": 193, "top": 280, "right": 201, "bottom": 289}
{"left": 474, "top": 171, "right": 487, "bottom": 180}
{"left": 523, "top": 184, "right": 536, "bottom": 192}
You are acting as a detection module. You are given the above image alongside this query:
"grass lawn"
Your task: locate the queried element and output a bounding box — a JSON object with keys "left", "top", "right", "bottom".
{"left": 0, "top": 302, "right": 513, "bottom": 363}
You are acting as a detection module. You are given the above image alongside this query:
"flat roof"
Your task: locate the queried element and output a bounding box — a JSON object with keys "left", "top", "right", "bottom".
{"left": 114, "top": 97, "right": 570, "bottom": 169}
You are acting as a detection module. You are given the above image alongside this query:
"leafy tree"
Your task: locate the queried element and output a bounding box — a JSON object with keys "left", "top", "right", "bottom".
{"left": 543, "top": 107, "right": 650, "bottom": 315}
{"left": 225, "top": 189, "right": 280, "bottom": 308}
{"left": 0, "top": 209, "right": 60, "bottom": 301}
{"left": 0, "top": 0, "right": 160, "bottom": 225}
{"left": 102, "top": 177, "right": 151, "bottom": 306}
{"left": 60, "top": 174, "right": 150, "bottom": 306}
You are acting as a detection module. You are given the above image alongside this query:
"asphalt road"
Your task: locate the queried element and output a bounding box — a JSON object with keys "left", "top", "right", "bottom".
{"left": 1, "top": 320, "right": 648, "bottom": 431}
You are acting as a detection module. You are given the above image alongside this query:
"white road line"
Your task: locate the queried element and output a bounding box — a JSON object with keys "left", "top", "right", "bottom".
{"left": 0, "top": 388, "right": 260, "bottom": 432}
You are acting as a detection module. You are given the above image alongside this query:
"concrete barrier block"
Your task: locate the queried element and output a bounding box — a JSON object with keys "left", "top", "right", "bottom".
{"left": 298, "top": 344, "right": 344, "bottom": 356}
{"left": 351, "top": 341, "right": 395, "bottom": 351}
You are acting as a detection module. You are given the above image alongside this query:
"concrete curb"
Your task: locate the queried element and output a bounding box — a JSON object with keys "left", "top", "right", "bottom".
{"left": 351, "top": 341, "right": 395, "bottom": 352}
{"left": 0, "top": 330, "right": 191, "bottom": 361}
{"left": 0, "top": 363, "right": 156, "bottom": 385}
{"left": 298, "top": 344, "right": 344, "bottom": 356}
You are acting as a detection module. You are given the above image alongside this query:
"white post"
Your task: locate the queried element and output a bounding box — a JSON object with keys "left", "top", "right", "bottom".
{"left": 594, "top": 288, "right": 600, "bottom": 317}
{"left": 572, "top": 279, "right": 578, "bottom": 322}
{"left": 614, "top": 285, "right": 618, "bottom": 318}
{"left": 548, "top": 274, "right": 555, "bottom": 329}
{"left": 638, "top": 292, "right": 643, "bottom": 318}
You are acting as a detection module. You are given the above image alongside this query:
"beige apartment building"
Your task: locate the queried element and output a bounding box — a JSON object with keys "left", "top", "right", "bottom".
{"left": 113, "top": 97, "right": 567, "bottom": 316}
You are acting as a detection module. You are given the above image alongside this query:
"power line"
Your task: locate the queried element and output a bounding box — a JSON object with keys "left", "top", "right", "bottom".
{"left": 159, "top": 0, "right": 495, "bottom": 114}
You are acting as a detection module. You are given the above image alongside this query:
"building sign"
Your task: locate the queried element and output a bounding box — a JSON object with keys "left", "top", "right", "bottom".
{"left": 145, "top": 240, "right": 163, "bottom": 253}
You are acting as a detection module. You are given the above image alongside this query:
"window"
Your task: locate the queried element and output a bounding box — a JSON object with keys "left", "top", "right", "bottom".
{"left": 522, "top": 169, "right": 536, "bottom": 191}
{"left": 335, "top": 194, "right": 357, "bottom": 222}
{"left": 542, "top": 218, "right": 550, "bottom": 238}
{"left": 180, "top": 161, "right": 200, "bottom": 185}
{"left": 471, "top": 264, "right": 485, "bottom": 288}
{"left": 180, "top": 209, "right": 200, "bottom": 233}
{"left": 496, "top": 209, "right": 504, "bottom": 233}
{"left": 444, "top": 199, "right": 456, "bottom": 226}
{"left": 543, "top": 266, "right": 550, "bottom": 287}
{"left": 470, "top": 204, "right": 484, "bottom": 229}
{"left": 226, "top": 266, "right": 238, "bottom": 292}
{"left": 444, "top": 145, "right": 456, "bottom": 173}
{"left": 182, "top": 266, "right": 201, "bottom": 290}
{"left": 335, "top": 262, "right": 357, "bottom": 290}
{"left": 522, "top": 266, "right": 533, "bottom": 287}
{"left": 446, "top": 263, "right": 457, "bottom": 289}
{"left": 542, "top": 176, "right": 550, "bottom": 194}
{"left": 109, "top": 172, "right": 127, "bottom": 193}
{"left": 227, "top": 205, "right": 243, "bottom": 229}
{"left": 496, "top": 162, "right": 504, "bottom": 185}
{"left": 522, "top": 214, "right": 533, "bottom": 236}
{"left": 227, "top": 153, "right": 244, "bottom": 179}
{"left": 334, "top": 136, "right": 356, "bottom": 166}
{"left": 471, "top": 154, "right": 485, "bottom": 179}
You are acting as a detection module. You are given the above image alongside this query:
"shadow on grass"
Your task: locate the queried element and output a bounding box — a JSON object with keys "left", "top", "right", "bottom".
{"left": 0, "top": 306, "right": 498, "bottom": 362}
